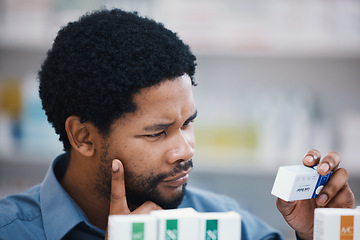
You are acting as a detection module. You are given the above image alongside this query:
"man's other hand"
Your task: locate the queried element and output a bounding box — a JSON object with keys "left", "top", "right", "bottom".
{"left": 276, "top": 149, "right": 355, "bottom": 240}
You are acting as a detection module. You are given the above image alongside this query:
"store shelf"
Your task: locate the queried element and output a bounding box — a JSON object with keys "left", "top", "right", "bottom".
{"left": 1, "top": 0, "right": 360, "bottom": 55}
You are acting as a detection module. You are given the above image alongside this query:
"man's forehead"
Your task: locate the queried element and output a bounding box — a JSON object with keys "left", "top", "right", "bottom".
{"left": 133, "top": 76, "right": 193, "bottom": 108}
{"left": 134, "top": 75, "right": 192, "bottom": 97}
{"left": 119, "top": 75, "right": 195, "bottom": 124}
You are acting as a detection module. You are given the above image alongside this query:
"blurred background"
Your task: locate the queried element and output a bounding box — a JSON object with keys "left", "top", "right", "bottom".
{"left": 1, "top": 0, "right": 360, "bottom": 239}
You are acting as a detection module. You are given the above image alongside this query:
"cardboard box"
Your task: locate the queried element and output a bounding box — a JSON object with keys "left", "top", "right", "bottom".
{"left": 107, "top": 214, "right": 157, "bottom": 240}
{"left": 108, "top": 208, "right": 243, "bottom": 240}
{"left": 151, "top": 208, "right": 200, "bottom": 240}
{"left": 271, "top": 165, "right": 332, "bottom": 201}
{"left": 314, "top": 207, "right": 360, "bottom": 240}
{"left": 198, "top": 211, "right": 241, "bottom": 239}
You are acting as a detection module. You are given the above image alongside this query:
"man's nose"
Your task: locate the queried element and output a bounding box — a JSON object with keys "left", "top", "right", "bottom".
{"left": 166, "top": 129, "right": 195, "bottom": 164}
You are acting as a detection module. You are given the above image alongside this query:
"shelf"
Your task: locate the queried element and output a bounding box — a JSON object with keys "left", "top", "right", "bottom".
{"left": 1, "top": 1, "right": 360, "bottom": 56}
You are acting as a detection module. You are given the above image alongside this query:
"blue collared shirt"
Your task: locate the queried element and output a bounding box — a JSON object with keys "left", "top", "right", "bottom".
{"left": 0, "top": 155, "right": 105, "bottom": 240}
{"left": 0, "top": 154, "right": 283, "bottom": 240}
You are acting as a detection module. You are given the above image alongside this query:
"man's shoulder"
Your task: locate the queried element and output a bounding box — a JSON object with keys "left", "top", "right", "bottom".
{"left": 0, "top": 184, "right": 43, "bottom": 233}
{"left": 181, "top": 186, "right": 240, "bottom": 212}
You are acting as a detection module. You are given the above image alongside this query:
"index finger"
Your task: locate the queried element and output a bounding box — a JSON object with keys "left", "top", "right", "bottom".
{"left": 317, "top": 152, "right": 341, "bottom": 176}
{"left": 109, "top": 159, "right": 131, "bottom": 215}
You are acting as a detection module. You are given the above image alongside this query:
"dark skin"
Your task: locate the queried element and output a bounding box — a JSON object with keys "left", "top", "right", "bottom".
{"left": 105, "top": 160, "right": 161, "bottom": 239}
{"left": 60, "top": 76, "right": 355, "bottom": 239}
{"left": 61, "top": 76, "right": 195, "bottom": 233}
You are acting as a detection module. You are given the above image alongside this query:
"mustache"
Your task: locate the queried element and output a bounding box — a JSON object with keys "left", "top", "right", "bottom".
{"left": 147, "top": 159, "right": 193, "bottom": 189}
{"left": 169, "top": 159, "right": 193, "bottom": 177}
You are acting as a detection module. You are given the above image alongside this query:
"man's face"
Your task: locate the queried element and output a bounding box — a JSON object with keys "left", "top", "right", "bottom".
{"left": 95, "top": 75, "right": 196, "bottom": 210}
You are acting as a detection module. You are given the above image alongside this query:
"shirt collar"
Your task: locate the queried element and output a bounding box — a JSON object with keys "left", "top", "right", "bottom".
{"left": 40, "top": 154, "right": 104, "bottom": 239}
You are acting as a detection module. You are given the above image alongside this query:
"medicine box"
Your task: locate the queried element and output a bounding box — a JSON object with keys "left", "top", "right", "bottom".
{"left": 108, "top": 208, "right": 242, "bottom": 240}
{"left": 314, "top": 207, "right": 360, "bottom": 240}
{"left": 271, "top": 165, "right": 332, "bottom": 201}
{"left": 107, "top": 214, "right": 157, "bottom": 240}
{"left": 198, "top": 211, "right": 241, "bottom": 239}
{"left": 151, "top": 208, "right": 200, "bottom": 240}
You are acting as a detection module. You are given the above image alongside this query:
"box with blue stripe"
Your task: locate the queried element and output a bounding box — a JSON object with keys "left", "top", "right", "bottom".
{"left": 271, "top": 164, "right": 332, "bottom": 202}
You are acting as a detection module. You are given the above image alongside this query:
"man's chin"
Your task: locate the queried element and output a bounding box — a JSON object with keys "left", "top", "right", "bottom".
{"left": 154, "top": 184, "right": 187, "bottom": 209}
{"left": 126, "top": 183, "right": 187, "bottom": 210}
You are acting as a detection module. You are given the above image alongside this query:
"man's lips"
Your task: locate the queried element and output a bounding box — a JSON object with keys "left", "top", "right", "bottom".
{"left": 162, "top": 169, "right": 192, "bottom": 188}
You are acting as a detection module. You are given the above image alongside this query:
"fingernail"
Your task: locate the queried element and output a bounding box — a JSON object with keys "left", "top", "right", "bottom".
{"left": 112, "top": 160, "right": 119, "bottom": 172}
{"left": 304, "top": 155, "right": 314, "bottom": 164}
{"left": 319, "top": 163, "right": 329, "bottom": 173}
{"left": 317, "top": 194, "right": 328, "bottom": 205}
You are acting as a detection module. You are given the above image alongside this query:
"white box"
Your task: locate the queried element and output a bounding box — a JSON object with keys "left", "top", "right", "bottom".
{"left": 198, "top": 211, "right": 241, "bottom": 240}
{"left": 314, "top": 208, "right": 360, "bottom": 240}
{"left": 151, "top": 208, "right": 200, "bottom": 240}
{"left": 107, "top": 214, "right": 157, "bottom": 240}
{"left": 271, "top": 165, "right": 332, "bottom": 201}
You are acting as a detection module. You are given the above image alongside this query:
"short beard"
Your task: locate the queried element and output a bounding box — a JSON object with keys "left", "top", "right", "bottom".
{"left": 94, "top": 143, "right": 193, "bottom": 210}
{"left": 124, "top": 166, "right": 191, "bottom": 210}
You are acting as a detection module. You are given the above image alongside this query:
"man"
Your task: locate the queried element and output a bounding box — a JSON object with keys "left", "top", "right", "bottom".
{"left": 0, "top": 9, "right": 355, "bottom": 240}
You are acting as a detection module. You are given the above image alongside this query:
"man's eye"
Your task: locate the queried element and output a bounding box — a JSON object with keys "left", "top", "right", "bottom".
{"left": 183, "top": 119, "right": 194, "bottom": 127}
{"left": 146, "top": 131, "right": 165, "bottom": 138}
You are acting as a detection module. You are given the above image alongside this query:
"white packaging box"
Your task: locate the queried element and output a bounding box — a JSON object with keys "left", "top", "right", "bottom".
{"left": 151, "top": 208, "right": 200, "bottom": 240}
{"left": 271, "top": 165, "right": 332, "bottom": 201}
{"left": 198, "top": 211, "right": 241, "bottom": 240}
{"left": 314, "top": 208, "right": 360, "bottom": 240}
{"left": 107, "top": 214, "right": 157, "bottom": 240}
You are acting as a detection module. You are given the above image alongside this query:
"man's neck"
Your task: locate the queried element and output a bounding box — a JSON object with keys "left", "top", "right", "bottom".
{"left": 60, "top": 157, "right": 110, "bottom": 230}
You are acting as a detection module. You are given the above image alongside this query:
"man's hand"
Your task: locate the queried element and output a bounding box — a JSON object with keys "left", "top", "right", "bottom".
{"left": 276, "top": 149, "right": 355, "bottom": 240}
{"left": 105, "top": 159, "right": 162, "bottom": 239}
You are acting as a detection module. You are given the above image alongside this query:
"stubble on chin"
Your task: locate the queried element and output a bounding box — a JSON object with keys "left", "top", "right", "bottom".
{"left": 94, "top": 159, "right": 188, "bottom": 209}
{"left": 94, "top": 147, "right": 192, "bottom": 209}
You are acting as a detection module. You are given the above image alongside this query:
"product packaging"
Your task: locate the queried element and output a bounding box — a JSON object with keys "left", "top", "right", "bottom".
{"left": 107, "top": 214, "right": 157, "bottom": 240}
{"left": 271, "top": 164, "right": 332, "bottom": 201}
{"left": 314, "top": 207, "right": 360, "bottom": 240}
{"left": 198, "top": 211, "right": 241, "bottom": 239}
{"left": 151, "top": 208, "right": 200, "bottom": 240}
{"left": 108, "top": 208, "right": 243, "bottom": 240}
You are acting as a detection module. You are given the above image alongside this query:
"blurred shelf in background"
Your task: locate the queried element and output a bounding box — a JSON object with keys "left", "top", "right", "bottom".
{"left": 2, "top": 53, "right": 360, "bottom": 176}
{"left": 1, "top": 0, "right": 360, "bottom": 55}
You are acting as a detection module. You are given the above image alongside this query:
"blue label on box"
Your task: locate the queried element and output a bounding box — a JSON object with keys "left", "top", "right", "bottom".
{"left": 311, "top": 165, "right": 332, "bottom": 198}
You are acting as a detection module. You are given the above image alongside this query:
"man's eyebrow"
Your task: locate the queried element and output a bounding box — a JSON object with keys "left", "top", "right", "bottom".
{"left": 143, "top": 122, "right": 175, "bottom": 132}
{"left": 142, "top": 110, "right": 197, "bottom": 132}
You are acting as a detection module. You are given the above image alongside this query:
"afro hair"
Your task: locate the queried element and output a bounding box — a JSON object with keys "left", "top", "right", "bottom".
{"left": 38, "top": 8, "right": 197, "bottom": 152}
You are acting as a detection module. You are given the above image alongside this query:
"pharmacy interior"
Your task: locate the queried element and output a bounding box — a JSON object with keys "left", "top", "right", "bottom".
{"left": 1, "top": 0, "right": 360, "bottom": 239}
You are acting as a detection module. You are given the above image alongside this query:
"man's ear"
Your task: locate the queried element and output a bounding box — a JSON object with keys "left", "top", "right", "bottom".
{"left": 65, "top": 116, "right": 97, "bottom": 157}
